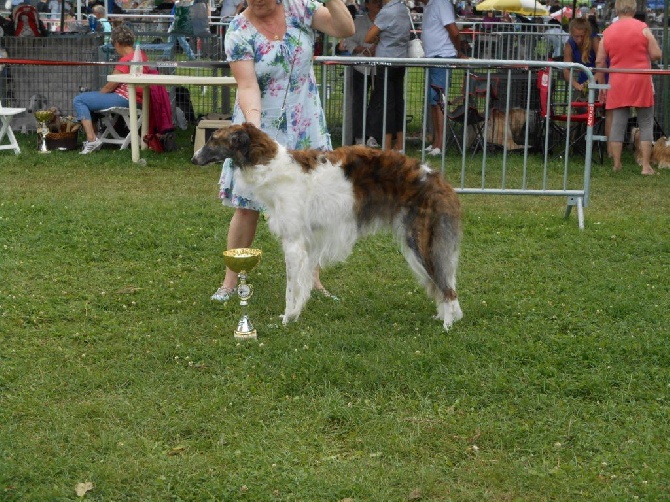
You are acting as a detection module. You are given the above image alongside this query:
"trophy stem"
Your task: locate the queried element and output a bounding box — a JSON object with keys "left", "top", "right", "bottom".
{"left": 234, "top": 272, "right": 257, "bottom": 340}
{"left": 37, "top": 121, "right": 51, "bottom": 154}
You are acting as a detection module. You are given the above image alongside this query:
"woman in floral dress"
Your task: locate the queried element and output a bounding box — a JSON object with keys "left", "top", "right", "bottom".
{"left": 211, "top": 0, "right": 354, "bottom": 301}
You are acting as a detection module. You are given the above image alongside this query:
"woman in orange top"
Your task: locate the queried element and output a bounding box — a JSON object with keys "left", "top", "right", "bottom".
{"left": 596, "top": 0, "right": 661, "bottom": 174}
{"left": 73, "top": 25, "right": 147, "bottom": 154}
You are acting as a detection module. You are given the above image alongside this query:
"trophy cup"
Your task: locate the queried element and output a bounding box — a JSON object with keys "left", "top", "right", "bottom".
{"left": 223, "top": 248, "right": 262, "bottom": 340}
{"left": 34, "top": 109, "right": 55, "bottom": 154}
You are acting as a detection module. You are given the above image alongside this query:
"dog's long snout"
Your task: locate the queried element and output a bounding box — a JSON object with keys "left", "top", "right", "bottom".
{"left": 191, "top": 144, "right": 223, "bottom": 166}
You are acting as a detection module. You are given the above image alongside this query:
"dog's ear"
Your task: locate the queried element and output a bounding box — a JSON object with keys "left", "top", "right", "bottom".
{"left": 228, "top": 127, "right": 251, "bottom": 166}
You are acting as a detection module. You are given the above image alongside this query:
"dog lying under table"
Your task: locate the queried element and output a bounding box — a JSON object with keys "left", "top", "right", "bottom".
{"left": 192, "top": 123, "right": 464, "bottom": 331}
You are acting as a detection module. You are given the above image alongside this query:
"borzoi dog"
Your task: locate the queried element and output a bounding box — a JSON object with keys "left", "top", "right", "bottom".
{"left": 192, "top": 123, "right": 463, "bottom": 331}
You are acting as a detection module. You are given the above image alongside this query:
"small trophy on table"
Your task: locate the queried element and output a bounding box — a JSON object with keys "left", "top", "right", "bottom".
{"left": 34, "top": 109, "right": 55, "bottom": 154}
{"left": 223, "top": 248, "right": 262, "bottom": 340}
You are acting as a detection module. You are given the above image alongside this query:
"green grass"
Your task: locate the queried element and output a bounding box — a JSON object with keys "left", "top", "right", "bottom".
{"left": 1, "top": 131, "right": 669, "bottom": 501}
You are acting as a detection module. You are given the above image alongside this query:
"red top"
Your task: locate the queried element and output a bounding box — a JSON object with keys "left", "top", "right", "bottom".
{"left": 602, "top": 18, "right": 654, "bottom": 109}
{"left": 113, "top": 51, "right": 148, "bottom": 103}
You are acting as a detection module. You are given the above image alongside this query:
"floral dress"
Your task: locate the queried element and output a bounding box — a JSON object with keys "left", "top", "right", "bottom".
{"left": 219, "top": 0, "right": 332, "bottom": 210}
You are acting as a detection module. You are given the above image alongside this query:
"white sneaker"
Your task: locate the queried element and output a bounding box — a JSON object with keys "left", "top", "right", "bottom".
{"left": 366, "top": 137, "right": 380, "bottom": 148}
{"left": 80, "top": 138, "right": 102, "bottom": 155}
{"left": 424, "top": 144, "right": 436, "bottom": 152}
{"left": 211, "top": 285, "right": 237, "bottom": 302}
{"left": 427, "top": 147, "right": 442, "bottom": 156}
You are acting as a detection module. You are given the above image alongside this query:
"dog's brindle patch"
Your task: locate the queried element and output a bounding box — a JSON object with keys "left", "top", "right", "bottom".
{"left": 290, "top": 145, "right": 461, "bottom": 284}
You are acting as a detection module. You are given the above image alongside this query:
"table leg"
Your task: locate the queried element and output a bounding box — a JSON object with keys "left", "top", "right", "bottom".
{"left": 141, "top": 84, "right": 149, "bottom": 150}
{"left": 128, "top": 84, "right": 140, "bottom": 163}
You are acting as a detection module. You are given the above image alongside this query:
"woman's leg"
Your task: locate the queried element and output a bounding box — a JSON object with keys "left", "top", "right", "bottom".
{"left": 637, "top": 106, "right": 656, "bottom": 175}
{"left": 367, "top": 72, "right": 386, "bottom": 145}
{"left": 376, "top": 67, "right": 397, "bottom": 150}
{"left": 428, "top": 67, "right": 449, "bottom": 152}
{"left": 221, "top": 207, "right": 260, "bottom": 290}
{"left": 391, "top": 67, "right": 406, "bottom": 151}
{"left": 351, "top": 70, "right": 365, "bottom": 142}
{"left": 608, "top": 107, "right": 629, "bottom": 171}
{"left": 73, "top": 91, "right": 129, "bottom": 142}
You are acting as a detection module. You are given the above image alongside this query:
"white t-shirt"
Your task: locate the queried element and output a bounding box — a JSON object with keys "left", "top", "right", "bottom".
{"left": 421, "top": 0, "right": 458, "bottom": 58}
{"left": 220, "top": 0, "right": 243, "bottom": 18}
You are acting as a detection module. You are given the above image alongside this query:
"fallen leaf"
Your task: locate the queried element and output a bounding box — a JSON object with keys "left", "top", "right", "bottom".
{"left": 167, "top": 446, "right": 186, "bottom": 456}
{"left": 75, "top": 481, "right": 94, "bottom": 497}
{"left": 408, "top": 488, "right": 422, "bottom": 500}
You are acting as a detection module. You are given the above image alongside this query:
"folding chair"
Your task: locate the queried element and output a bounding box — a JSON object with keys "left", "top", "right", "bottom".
{"left": 98, "top": 106, "right": 143, "bottom": 150}
{"left": 536, "top": 67, "right": 605, "bottom": 163}
{"left": 446, "top": 72, "right": 499, "bottom": 155}
{"left": 0, "top": 101, "right": 27, "bottom": 155}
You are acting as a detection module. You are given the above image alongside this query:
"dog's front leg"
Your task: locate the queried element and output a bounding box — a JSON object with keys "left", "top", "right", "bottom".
{"left": 281, "top": 238, "right": 313, "bottom": 325}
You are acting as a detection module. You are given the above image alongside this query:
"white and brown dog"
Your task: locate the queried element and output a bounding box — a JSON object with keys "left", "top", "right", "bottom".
{"left": 192, "top": 123, "right": 463, "bottom": 331}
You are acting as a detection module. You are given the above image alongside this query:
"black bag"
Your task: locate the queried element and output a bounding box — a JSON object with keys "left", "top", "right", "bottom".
{"left": 175, "top": 86, "right": 197, "bottom": 125}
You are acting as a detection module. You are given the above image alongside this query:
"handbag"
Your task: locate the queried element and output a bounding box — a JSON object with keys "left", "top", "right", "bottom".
{"left": 408, "top": 38, "right": 424, "bottom": 58}
{"left": 407, "top": 9, "right": 424, "bottom": 58}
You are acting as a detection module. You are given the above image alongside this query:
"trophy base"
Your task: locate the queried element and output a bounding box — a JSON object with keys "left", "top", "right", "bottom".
{"left": 234, "top": 314, "right": 257, "bottom": 340}
{"left": 234, "top": 330, "right": 257, "bottom": 341}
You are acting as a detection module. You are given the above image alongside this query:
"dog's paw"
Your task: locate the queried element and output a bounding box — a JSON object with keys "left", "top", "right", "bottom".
{"left": 441, "top": 300, "right": 463, "bottom": 331}
{"left": 280, "top": 312, "right": 300, "bottom": 325}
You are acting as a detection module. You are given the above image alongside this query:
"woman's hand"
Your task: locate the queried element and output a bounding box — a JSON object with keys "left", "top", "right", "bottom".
{"left": 598, "top": 89, "right": 607, "bottom": 104}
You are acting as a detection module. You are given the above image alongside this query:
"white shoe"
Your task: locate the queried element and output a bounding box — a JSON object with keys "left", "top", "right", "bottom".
{"left": 211, "top": 285, "right": 237, "bottom": 302}
{"left": 80, "top": 138, "right": 102, "bottom": 155}
{"left": 427, "top": 147, "right": 442, "bottom": 156}
{"left": 366, "top": 137, "right": 380, "bottom": 148}
{"left": 424, "top": 144, "right": 436, "bottom": 152}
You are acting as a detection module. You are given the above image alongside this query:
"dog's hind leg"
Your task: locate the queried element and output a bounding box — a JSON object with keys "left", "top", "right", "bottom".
{"left": 400, "top": 215, "right": 463, "bottom": 331}
{"left": 431, "top": 225, "right": 463, "bottom": 331}
{"left": 281, "top": 238, "right": 314, "bottom": 325}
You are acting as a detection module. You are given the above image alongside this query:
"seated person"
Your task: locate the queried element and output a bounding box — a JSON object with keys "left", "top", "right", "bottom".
{"left": 73, "top": 25, "right": 147, "bottom": 154}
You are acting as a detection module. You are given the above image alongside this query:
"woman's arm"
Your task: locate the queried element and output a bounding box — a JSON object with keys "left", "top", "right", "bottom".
{"left": 562, "top": 40, "right": 574, "bottom": 84}
{"left": 644, "top": 27, "right": 662, "bottom": 62}
{"left": 594, "top": 35, "right": 608, "bottom": 91}
{"left": 230, "top": 59, "right": 262, "bottom": 127}
{"left": 99, "top": 68, "right": 121, "bottom": 93}
{"left": 563, "top": 40, "right": 585, "bottom": 91}
{"left": 364, "top": 23, "right": 380, "bottom": 45}
{"left": 312, "top": 0, "right": 355, "bottom": 39}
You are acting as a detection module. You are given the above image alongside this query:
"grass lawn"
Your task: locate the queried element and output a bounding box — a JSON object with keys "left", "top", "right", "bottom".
{"left": 1, "top": 131, "right": 669, "bottom": 501}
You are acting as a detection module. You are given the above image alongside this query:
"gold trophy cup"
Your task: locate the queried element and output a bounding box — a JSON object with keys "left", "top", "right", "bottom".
{"left": 34, "top": 109, "right": 55, "bottom": 154}
{"left": 223, "top": 248, "right": 262, "bottom": 340}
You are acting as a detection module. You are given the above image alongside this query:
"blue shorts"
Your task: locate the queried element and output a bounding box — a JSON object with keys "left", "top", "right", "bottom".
{"left": 429, "top": 66, "right": 451, "bottom": 106}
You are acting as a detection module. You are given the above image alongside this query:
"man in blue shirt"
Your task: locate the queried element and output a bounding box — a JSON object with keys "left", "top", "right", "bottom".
{"left": 419, "top": 0, "right": 467, "bottom": 156}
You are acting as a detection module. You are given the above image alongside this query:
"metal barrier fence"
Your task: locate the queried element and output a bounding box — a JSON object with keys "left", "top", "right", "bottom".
{"left": 1, "top": 20, "right": 667, "bottom": 229}
{"left": 317, "top": 56, "right": 602, "bottom": 229}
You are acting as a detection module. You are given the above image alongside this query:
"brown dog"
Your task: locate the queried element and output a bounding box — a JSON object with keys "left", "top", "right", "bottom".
{"left": 632, "top": 127, "right": 670, "bottom": 169}
{"left": 486, "top": 108, "right": 526, "bottom": 150}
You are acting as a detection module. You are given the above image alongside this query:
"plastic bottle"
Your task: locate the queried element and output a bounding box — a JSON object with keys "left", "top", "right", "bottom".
{"left": 130, "top": 42, "right": 142, "bottom": 77}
